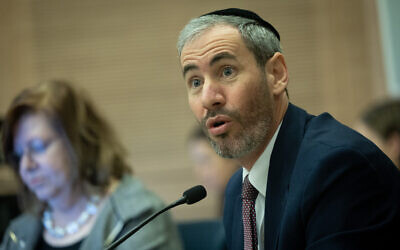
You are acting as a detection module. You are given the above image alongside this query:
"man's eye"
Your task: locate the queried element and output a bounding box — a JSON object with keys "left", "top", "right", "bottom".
{"left": 190, "top": 78, "right": 202, "bottom": 88}
{"left": 222, "top": 67, "right": 234, "bottom": 77}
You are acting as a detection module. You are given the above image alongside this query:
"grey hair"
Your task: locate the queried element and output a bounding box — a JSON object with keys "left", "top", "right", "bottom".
{"left": 177, "top": 14, "right": 282, "bottom": 67}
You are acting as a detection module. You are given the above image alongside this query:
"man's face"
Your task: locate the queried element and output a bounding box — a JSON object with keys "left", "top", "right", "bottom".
{"left": 180, "top": 25, "right": 275, "bottom": 159}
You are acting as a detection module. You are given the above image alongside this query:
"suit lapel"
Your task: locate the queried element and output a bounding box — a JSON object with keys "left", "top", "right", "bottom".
{"left": 264, "top": 103, "right": 310, "bottom": 249}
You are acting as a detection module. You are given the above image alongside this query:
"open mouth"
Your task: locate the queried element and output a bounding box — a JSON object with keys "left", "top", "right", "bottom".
{"left": 213, "top": 121, "right": 226, "bottom": 128}
{"left": 206, "top": 116, "right": 232, "bottom": 136}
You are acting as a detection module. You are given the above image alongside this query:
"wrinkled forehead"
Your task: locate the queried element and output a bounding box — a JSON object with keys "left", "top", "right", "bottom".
{"left": 180, "top": 25, "right": 243, "bottom": 63}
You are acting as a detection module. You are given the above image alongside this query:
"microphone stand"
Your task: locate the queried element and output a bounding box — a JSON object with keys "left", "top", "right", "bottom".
{"left": 104, "top": 197, "right": 186, "bottom": 250}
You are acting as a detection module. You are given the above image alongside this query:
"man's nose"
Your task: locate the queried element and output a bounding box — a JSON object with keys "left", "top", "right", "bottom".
{"left": 201, "top": 79, "right": 226, "bottom": 110}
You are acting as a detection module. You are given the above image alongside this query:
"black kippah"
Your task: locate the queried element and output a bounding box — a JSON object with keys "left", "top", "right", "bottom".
{"left": 201, "top": 8, "right": 280, "bottom": 41}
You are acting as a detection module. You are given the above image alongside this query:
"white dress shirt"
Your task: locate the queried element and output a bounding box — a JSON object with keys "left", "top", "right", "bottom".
{"left": 242, "top": 123, "right": 281, "bottom": 250}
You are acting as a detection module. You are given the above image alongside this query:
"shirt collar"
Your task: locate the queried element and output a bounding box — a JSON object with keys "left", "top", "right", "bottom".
{"left": 242, "top": 123, "right": 282, "bottom": 197}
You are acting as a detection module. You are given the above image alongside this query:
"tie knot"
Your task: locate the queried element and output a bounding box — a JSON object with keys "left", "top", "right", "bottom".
{"left": 242, "top": 175, "right": 258, "bottom": 200}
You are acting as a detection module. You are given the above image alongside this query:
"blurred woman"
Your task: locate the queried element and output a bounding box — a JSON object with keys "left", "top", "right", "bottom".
{"left": 0, "top": 80, "right": 182, "bottom": 250}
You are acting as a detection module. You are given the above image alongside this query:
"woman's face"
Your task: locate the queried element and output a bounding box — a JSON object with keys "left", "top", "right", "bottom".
{"left": 13, "top": 112, "right": 77, "bottom": 203}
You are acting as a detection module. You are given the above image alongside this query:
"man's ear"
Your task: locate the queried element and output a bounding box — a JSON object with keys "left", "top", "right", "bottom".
{"left": 265, "top": 52, "right": 288, "bottom": 96}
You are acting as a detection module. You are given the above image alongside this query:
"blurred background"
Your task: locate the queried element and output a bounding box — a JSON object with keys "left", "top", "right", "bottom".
{"left": 1, "top": 0, "right": 399, "bottom": 221}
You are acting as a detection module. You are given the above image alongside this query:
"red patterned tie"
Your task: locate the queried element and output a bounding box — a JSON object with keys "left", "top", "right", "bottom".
{"left": 242, "top": 175, "right": 258, "bottom": 250}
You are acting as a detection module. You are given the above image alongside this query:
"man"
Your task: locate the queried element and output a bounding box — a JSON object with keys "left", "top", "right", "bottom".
{"left": 177, "top": 8, "right": 400, "bottom": 250}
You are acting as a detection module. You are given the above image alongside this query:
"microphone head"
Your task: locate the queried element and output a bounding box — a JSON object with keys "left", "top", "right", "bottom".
{"left": 182, "top": 185, "right": 207, "bottom": 205}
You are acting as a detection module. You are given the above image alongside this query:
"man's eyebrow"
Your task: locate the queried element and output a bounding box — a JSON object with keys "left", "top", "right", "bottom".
{"left": 210, "top": 52, "right": 236, "bottom": 67}
{"left": 182, "top": 64, "right": 198, "bottom": 78}
{"left": 182, "top": 52, "right": 236, "bottom": 78}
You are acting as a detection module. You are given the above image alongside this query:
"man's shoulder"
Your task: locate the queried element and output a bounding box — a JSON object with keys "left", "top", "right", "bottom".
{"left": 284, "top": 105, "right": 397, "bottom": 176}
{"left": 304, "top": 111, "right": 371, "bottom": 151}
{"left": 296, "top": 109, "right": 399, "bottom": 184}
{"left": 284, "top": 104, "right": 376, "bottom": 162}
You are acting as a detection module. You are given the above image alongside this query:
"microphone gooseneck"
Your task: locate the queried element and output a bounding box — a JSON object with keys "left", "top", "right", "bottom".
{"left": 104, "top": 185, "right": 207, "bottom": 250}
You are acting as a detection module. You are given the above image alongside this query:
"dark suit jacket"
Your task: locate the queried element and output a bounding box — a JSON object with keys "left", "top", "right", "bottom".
{"left": 223, "top": 103, "right": 400, "bottom": 250}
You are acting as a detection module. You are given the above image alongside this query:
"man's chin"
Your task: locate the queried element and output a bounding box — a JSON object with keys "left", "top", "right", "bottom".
{"left": 210, "top": 142, "right": 236, "bottom": 159}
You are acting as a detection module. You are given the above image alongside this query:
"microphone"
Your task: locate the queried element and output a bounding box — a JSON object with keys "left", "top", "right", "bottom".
{"left": 104, "top": 185, "right": 207, "bottom": 250}
{"left": 182, "top": 184, "right": 207, "bottom": 204}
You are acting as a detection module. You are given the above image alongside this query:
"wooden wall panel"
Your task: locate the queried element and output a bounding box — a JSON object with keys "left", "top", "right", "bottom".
{"left": 0, "top": 0, "right": 385, "bottom": 220}
{"left": 0, "top": 1, "right": 36, "bottom": 110}
{"left": 315, "top": 0, "right": 386, "bottom": 125}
